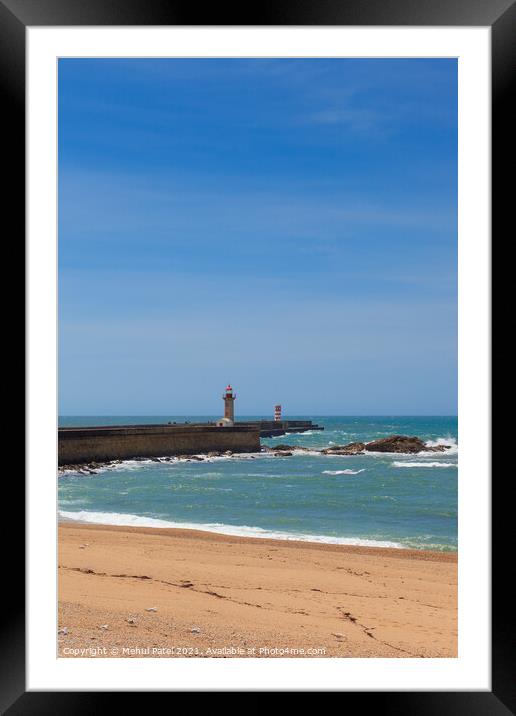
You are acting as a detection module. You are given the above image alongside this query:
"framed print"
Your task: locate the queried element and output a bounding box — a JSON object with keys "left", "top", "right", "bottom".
{"left": 4, "top": 0, "right": 508, "bottom": 708}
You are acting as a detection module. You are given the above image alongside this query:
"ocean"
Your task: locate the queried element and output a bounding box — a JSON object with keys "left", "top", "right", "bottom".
{"left": 58, "top": 416, "right": 458, "bottom": 552}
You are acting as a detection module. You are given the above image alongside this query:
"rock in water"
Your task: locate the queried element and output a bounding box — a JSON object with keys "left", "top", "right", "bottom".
{"left": 321, "top": 442, "right": 366, "bottom": 455}
{"left": 272, "top": 444, "right": 311, "bottom": 453}
{"left": 364, "top": 435, "right": 427, "bottom": 453}
{"left": 344, "top": 442, "right": 367, "bottom": 454}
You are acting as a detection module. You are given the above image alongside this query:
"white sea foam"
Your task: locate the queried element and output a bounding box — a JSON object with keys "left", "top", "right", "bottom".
{"left": 58, "top": 469, "right": 81, "bottom": 478}
{"left": 58, "top": 452, "right": 273, "bottom": 477}
{"left": 322, "top": 469, "right": 365, "bottom": 475}
{"left": 109, "top": 459, "right": 155, "bottom": 469}
{"left": 247, "top": 473, "right": 285, "bottom": 478}
{"left": 423, "top": 436, "right": 458, "bottom": 455}
{"left": 270, "top": 430, "right": 316, "bottom": 438}
{"left": 58, "top": 510, "right": 404, "bottom": 548}
{"left": 425, "top": 436, "right": 457, "bottom": 448}
{"left": 58, "top": 459, "right": 154, "bottom": 477}
{"left": 58, "top": 468, "right": 105, "bottom": 478}
{"left": 196, "top": 452, "right": 264, "bottom": 461}
{"left": 392, "top": 461, "right": 457, "bottom": 468}
{"left": 59, "top": 510, "right": 181, "bottom": 528}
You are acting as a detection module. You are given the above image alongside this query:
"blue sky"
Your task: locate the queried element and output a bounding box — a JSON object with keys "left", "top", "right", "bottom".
{"left": 58, "top": 58, "right": 457, "bottom": 415}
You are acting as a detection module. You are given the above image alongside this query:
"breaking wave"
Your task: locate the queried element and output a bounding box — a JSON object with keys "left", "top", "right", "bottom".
{"left": 392, "top": 461, "right": 457, "bottom": 469}
{"left": 58, "top": 510, "right": 404, "bottom": 548}
{"left": 423, "top": 436, "right": 458, "bottom": 455}
{"left": 322, "top": 469, "right": 365, "bottom": 475}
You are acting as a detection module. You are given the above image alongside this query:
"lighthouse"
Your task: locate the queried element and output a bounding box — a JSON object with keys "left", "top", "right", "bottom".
{"left": 222, "top": 384, "right": 236, "bottom": 422}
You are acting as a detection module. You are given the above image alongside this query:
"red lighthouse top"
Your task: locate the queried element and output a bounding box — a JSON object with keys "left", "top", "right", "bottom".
{"left": 225, "top": 384, "right": 233, "bottom": 392}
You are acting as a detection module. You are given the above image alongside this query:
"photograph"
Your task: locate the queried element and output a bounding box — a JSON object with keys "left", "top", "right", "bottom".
{"left": 57, "top": 57, "right": 458, "bottom": 659}
{"left": 0, "top": 0, "right": 503, "bottom": 700}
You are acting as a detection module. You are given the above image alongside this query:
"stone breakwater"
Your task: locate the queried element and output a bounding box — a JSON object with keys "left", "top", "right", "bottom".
{"left": 58, "top": 436, "right": 453, "bottom": 475}
{"left": 58, "top": 424, "right": 260, "bottom": 466}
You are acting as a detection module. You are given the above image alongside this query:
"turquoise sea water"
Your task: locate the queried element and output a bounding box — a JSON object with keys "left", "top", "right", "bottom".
{"left": 58, "top": 416, "right": 458, "bottom": 551}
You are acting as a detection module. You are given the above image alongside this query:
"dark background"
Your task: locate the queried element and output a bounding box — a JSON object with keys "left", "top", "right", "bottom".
{"left": 3, "top": 0, "right": 509, "bottom": 710}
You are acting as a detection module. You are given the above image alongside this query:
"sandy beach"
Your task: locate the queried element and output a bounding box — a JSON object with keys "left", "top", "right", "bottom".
{"left": 58, "top": 522, "right": 457, "bottom": 658}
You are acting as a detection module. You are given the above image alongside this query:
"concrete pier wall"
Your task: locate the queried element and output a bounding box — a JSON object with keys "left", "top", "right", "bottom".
{"left": 58, "top": 425, "right": 260, "bottom": 465}
{"left": 238, "top": 420, "right": 324, "bottom": 437}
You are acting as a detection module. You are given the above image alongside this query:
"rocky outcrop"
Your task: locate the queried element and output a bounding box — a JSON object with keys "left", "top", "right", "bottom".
{"left": 321, "top": 442, "right": 366, "bottom": 455}
{"left": 364, "top": 435, "right": 427, "bottom": 453}
{"left": 262, "top": 436, "right": 452, "bottom": 457}
{"left": 262, "top": 444, "right": 312, "bottom": 453}
{"left": 323, "top": 436, "right": 452, "bottom": 455}
{"left": 274, "top": 444, "right": 311, "bottom": 452}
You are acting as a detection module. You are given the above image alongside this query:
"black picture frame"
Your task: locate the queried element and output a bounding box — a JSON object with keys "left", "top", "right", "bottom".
{"left": 6, "top": 0, "right": 505, "bottom": 709}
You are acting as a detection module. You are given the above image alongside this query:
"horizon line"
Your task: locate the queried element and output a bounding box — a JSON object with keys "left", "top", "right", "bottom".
{"left": 59, "top": 413, "right": 459, "bottom": 418}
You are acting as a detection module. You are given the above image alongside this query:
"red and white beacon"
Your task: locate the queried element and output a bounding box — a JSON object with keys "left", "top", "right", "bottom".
{"left": 274, "top": 404, "right": 282, "bottom": 422}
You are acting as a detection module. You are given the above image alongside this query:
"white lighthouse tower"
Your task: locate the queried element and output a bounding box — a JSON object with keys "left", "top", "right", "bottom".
{"left": 216, "top": 384, "right": 236, "bottom": 427}
{"left": 223, "top": 384, "right": 236, "bottom": 421}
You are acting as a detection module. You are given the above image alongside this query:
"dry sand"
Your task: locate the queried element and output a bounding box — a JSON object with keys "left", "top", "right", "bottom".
{"left": 58, "top": 522, "right": 457, "bottom": 658}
